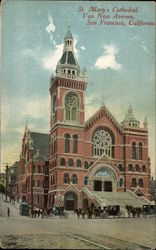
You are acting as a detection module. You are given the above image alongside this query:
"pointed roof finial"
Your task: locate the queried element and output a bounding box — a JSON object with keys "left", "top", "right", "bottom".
{"left": 143, "top": 116, "right": 148, "bottom": 129}
{"left": 25, "top": 121, "right": 28, "bottom": 132}
{"left": 128, "top": 103, "right": 133, "bottom": 115}
{"left": 65, "top": 29, "right": 73, "bottom": 40}
{"left": 101, "top": 94, "right": 105, "bottom": 107}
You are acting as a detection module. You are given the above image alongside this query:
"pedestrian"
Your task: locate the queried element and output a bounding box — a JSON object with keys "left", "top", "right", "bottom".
{"left": 41, "top": 209, "right": 44, "bottom": 219}
{"left": 38, "top": 209, "right": 40, "bottom": 218}
{"left": 7, "top": 207, "right": 10, "bottom": 217}
{"left": 82, "top": 209, "right": 85, "bottom": 219}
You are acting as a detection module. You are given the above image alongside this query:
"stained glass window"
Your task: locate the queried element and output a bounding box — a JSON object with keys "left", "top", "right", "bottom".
{"left": 93, "top": 129, "right": 112, "bottom": 157}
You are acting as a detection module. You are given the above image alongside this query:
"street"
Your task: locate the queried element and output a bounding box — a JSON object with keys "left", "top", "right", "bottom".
{"left": 0, "top": 195, "right": 156, "bottom": 249}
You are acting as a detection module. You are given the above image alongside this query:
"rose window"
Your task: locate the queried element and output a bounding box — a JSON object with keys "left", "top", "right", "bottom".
{"left": 93, "top": 129, "right": 112, "bottom": 157}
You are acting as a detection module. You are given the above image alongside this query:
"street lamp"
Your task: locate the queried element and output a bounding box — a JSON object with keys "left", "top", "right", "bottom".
{"left": 5, "top": 165, "right": 9, "bottom": 202}
{"left": 31, "top": 153, "right": 34, "bottom": 215}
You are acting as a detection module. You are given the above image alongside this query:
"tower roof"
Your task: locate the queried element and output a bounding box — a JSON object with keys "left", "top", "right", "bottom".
{"left": 64, "top": 29, "right": 73, "bottom": 40}
{"left": 56, "top": 29, "right": 80, "bottom": 75}
{"left": 60, "top": 51, "right": 76, "bottom": 65}
{"left": 121, "top": 104, "right": 140, "bottom": 128}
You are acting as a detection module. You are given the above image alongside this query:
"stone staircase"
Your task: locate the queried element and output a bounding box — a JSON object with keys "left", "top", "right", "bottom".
{"left": 82, "top": 187, "right": 152, "bottom": 208}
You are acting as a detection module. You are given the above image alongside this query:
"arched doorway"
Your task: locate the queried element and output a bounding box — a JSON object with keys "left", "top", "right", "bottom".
{"left": 64, "top": 192, "right": 77, "bottom": 211}
{"left": 93, "top": 166, "right": 117, "bottom": 192}
{"left": 90, "top": 202, "right": 95, "bottom": 209}
{"left": 83, "top": 198, "right": 89, "bottom": 211}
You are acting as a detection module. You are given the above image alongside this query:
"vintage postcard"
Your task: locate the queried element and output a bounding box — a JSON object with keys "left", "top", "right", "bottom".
{"left": 0, "top": 0, "right": 155, "bottom": 249}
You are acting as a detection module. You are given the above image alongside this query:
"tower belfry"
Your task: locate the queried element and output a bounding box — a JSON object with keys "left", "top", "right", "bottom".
{"left": 55, "top": 29, "right": 86, "bottom": 82}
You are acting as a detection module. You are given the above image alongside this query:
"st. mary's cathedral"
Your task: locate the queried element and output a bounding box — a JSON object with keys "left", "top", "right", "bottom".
{"left": 17, "top": 30, "right": 151, "bottom": 211}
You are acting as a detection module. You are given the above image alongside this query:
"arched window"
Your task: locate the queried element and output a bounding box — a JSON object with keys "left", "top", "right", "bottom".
{"left": 52, "top": 134, "right": 56, "bottom": 155}
{"left": 68, "top": 158, "right": 74, "bottom": 167}
{"left": 76, "top": 159, "right": 81, "bottom": 168}
{"left": 84, "top": 161, "right": 89, "bottom": 169}
{"left": 119, "top": 178, "right": 123, "bottom": 187}
{"left": 72, "top": 135, "right": 78, "bottom": 153}
{"left": 138, "top": 143, "right": 142, "bottom": 160}
{"left": 138, "top": 178, "right": 144, "bottom": 187}
{"left": 60, "top": 158, "right": 66, "bottom": 166}
{"left": 64, "top": 173, "right": 69, "bottom": 184}
{"left": 84, "top": 176, "right": 88, "bottom": 185}
{"left": 132, "top": 142, "right": 136, "bottom": 159}
{"left": 128, "top": 164, "right": 133, "bottom": 171}
{"left": 37, "top": 180, "right": 40, "bottom": 187}
{"left": 65, "top": 93, "right": 78, "bottom": 121}
{"left": 131, "top": 178, "right": 137, "bottom": 187}
{"left": 135, "top": 164, "right": 140, "bottom": 172}
{"left": 52, "top": 175, "right": 55, "bottom": 184}
{"left": 38, "top": 165, "right": 41, "bottom": 173}
{"left": 118, "top": 164, "right": 123, "bottom": 172}
{"left": 142, "top": 165, "right": 146, "bottom": 172}
{"left": 52, "top": 95, "right": 57, "bottom": 124}
{"left": 65, "top": 134, "right": 70, "bottom": 153}
{"left": 72, "top": 174, "right": 77, "bottom": 184}
{"left": 93, "top": 129, "right": 112, "bottom": 157}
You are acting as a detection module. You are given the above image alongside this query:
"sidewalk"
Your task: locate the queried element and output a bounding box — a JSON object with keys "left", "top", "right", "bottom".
{"left": 0, "top": 193, "right": 20, "bottom": 217}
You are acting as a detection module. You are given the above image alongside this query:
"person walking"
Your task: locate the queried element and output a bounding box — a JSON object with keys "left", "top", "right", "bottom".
{"left": 7, "top": 207, "right": 10, "bottom": 217}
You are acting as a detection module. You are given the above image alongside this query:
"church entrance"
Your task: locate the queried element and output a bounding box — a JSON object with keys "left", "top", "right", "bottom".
{"left": 94, "top": 180, "right": 102, "bottom": 191}
{"left": 64, "top": 192, "right": 77, "bottom": 211}
{"left": 83, "top": 198, "right": 89, "bottom": 211}
{"left": 104, "top": 181, "right": 112, "bottom": 192}
{"left": 92, "top": 166, "right": 117, "bottom": 192}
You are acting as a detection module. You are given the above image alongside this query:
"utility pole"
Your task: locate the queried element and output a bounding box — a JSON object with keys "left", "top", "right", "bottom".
{"left": 5, "top": 165, "right": 9, "bottom": 201}
{"left": 31, "top": 154, "right": 34, "bottom": 215}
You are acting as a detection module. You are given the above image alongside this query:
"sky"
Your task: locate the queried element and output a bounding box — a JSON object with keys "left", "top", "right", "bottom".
{"left": 1, "top": 1, "right": 155, "bottom": 177}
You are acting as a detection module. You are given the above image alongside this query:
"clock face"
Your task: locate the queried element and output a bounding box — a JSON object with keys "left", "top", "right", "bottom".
{"left": 65, "top": 94, "right": 78, "bottom": 109}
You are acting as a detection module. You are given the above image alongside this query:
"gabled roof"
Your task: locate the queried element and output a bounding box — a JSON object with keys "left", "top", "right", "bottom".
{"left": 11, "top": 161, "right": 19, "bottom": 168}
{"left": 30, "top": 132, "right": 49, "bottom": 159}
{"left": 85, "top": 105, "right": 123, "bottom": 135}
{"left": 33, "top": 150, "right": 48, "bottom": 162}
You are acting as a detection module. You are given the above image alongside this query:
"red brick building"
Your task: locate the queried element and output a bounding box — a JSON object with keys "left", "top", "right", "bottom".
{"left": 17, "top": 29, "right": 151, "bottom": 211}
{"left": 18, "top": 126, "right": 49, "bottom": 209}
{"left": 48, "top": 30, "right": 151, "bottom": 211}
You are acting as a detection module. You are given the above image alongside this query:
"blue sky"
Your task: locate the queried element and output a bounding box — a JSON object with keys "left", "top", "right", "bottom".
{"left": 1, "top": 1, "right": 155, "bottom": 176}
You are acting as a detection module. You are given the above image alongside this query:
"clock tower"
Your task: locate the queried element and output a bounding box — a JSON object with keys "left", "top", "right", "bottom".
{"left": 48, "top": 29, "right": 87, "bottom": 210}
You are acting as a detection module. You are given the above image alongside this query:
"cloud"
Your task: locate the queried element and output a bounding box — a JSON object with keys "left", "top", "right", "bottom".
{"left": 22, "top": 46, "right": 41, "bottom": 60}
{"left": 1, "top": 96, "right": 50, "bottom": 136}
{"left": 42, "top": 43, "right": 64, "bottom": 72}
{"left": 141, "top": 42, "right": 149, "bottom": 53}
{"left": 73, "top": 35, "right": 79, "bottom": 59}
{"left": 94, "top": 44, "right": 122, "bottom": 71}
{"left": 81, "top": 46, "right": 86, "bottom": 51}
{"left": 43, "top": 34, "right": 79, "bottom": 72}
{"left": 45, "top": 13, "right": 55, "bottom": 40}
